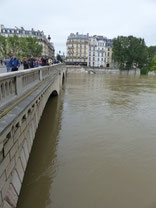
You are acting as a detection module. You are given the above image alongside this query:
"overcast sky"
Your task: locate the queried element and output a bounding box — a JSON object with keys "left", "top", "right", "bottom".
{"left": 0, "top": 0, "right": 156, "bottom": 55}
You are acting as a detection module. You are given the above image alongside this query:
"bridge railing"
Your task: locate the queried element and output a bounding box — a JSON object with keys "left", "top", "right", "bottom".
{"left": 0, "top": 64, "right": 63, "bottom": 109}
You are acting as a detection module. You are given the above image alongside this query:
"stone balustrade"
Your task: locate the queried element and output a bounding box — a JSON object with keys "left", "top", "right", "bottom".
{"left": 0, "top": 65, "right": 61, "bottom": 109}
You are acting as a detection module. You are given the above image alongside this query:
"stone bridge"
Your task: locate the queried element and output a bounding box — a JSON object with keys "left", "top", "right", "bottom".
{"left": 0, "top": 64, "right": 67, "bottom": 208}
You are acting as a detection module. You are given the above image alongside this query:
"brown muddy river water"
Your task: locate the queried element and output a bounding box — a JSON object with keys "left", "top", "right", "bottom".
{"left": 17, "top": 72, "right": 156, "bottom": 208}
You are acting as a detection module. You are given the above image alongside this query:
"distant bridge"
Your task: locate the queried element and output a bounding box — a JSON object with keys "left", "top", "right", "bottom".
{"left": 0, "top": 64, "right": 67, "bottom": 208}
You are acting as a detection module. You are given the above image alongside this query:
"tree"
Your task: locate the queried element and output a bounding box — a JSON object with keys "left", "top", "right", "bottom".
{"left": 0, "top": 36, "right": 7, "bottom": 58}
{"left": 24, "top": 37, "right": 42, "bottom": 58}
{"left": 149, "top": 55, "right": 156, "bottom": 71}
{"left": 112, "top": 36, "right": 148, "bottom": 70}
{"left": 0, "top": 35, "right": 42, "bottom": 59}
{"left": 147, "top": 46, "right": 156, "bottom": 62}
{"left": 57, "top": 54, "right": 63, "bottom": 62}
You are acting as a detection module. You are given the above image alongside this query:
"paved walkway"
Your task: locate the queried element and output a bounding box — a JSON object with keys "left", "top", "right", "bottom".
{"left": 0, "top": 66, "right": 23, "bottom": 73}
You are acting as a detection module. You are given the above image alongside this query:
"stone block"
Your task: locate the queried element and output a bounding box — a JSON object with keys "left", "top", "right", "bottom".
{"left": 9, "top": 142, "right": 18, "bottom": 160}
{"left": 28, "top": 126, "right": 33, "bottom": 144}
{"left": 4, "top": 138, "right": 13, "bottom": 157}
{"left": 0, "top": 171, "right": 6, "bottom": 191}
{"left": 17, "top": 134, "right": 24, "bottom": 148}
{"left": 19, "top": 149, "right": 26, "bottom": 171}
{"left": 0, "top": 143, "right": 3, "bottom": 152}
{"left": 20, "top": 120, "right": 27, "bottom": 133}
{"left": 16, "top": 159, "right": 24, "bottom": 182}
{"left": 0, "top": 126, "right": 12, "bottom": 146}
{"left": 0, "top": 192, "right": 2, "bottom": 207}
{"left": 1, "top": 176, "right": 11, "bottom": 200}
{"left": 0, "top": 155, "right": 10, "bottom": 177}
{"left": 5, "top": 184, "right": 18, "bottom": 208}
{"left": 13, "top": 127, "right": 21, "bottom": 143}
{"left": 3, "top": 200, "right": 12, "bottom": 208}
{"left": 11, "top": 170, "right": 21, "bottom": 195}
{"left": 23, "top": 140, "right": 29, "bottom": 163}
{"left": 26, "top": 136, "right": 31, "bottom": 154}
{"left": 6, "top": 158, "right": 15, "bottom": 179}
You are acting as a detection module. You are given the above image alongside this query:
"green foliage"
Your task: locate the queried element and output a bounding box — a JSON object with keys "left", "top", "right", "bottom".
{"left": 0, "top": 35, "right": 42, "bottom": 59}
{"left": 140, "top": 67, "right": 148, "bottom": 75}
{"left": 147, "top": 46, "right": 156, "bottom": 63}
{"left": 57, "top": 54, "right": 63, "bottom": 62}
{"left": 0, "top": 35, "right": 7, "bottom": 58}
{"left": 112, "top": 36, "right": 148, "bottom": 70}
{"left": 149, "top": 55, "right": 156, "bottom": 71}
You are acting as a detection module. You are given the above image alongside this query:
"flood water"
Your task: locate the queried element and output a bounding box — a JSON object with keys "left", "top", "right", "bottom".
{"left": 17, "top": 72, "right": 156, "bottom": 208}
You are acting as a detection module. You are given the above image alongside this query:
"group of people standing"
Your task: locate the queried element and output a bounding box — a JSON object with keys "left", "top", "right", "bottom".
{"left": 3, "top": 55, "right": 57, "bottom": 72}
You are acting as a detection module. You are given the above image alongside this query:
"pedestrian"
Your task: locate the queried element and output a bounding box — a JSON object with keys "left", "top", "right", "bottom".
{"left": 53, "top": 59, "right": 57, "bottom": 64}
{"left": 23, "top": 57, "right": 29, "bottom": 69}
{"left": 41, "top": 56, "right": 47, "bottom": 66}
{"left": 28, "top": 56, "right": 35, "bottom": 68}
{"left": 4, "top": 57, "right": 11, "bottom": 72}
{"left": 34, "top": 60, "right": 39, "bottom": 68}
{"left": 48, "top": 58, "right": 53, "bottom": 65}
{"left": 9, "top": 54, "right": 20, "bottom": 72}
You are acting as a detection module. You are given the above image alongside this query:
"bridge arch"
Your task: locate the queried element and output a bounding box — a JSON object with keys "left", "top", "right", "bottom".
{"left": 50, "top": 90, "right": 58, "bottom": 97}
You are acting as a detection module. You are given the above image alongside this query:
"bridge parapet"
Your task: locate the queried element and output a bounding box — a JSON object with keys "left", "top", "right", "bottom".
{"left": 0, "top": 64, "right": 66, "bottom": 208}
{"left": 0, "top": 65, "right": 61, "bottom": 110}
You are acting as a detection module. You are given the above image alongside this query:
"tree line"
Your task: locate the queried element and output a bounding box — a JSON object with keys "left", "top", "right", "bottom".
{"left": 0, "top": 35, "right": 42, "bottom": 59}
{"left": 112, "top": 36, "right": 156, "bottom": 71}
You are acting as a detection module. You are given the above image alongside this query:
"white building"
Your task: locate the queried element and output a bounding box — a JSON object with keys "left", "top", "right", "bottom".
{"left": 88, "top": 35, "right": 113, "bottom": 68}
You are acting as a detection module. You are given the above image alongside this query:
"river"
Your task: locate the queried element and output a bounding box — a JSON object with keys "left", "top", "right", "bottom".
{"left": 17, "top": 72, "right": 156, "bottom": 208}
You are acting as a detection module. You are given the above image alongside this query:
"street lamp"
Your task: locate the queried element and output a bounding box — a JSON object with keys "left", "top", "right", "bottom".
{"left": 48, "top": 35, "right": 51, "bottom": 42}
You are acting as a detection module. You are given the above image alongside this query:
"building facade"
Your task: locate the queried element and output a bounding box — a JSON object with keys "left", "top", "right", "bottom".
{"left": 66, "top": 33, "right": 89, "bottom": 66}
{"left": 66, "top": 33, "right": 113, "bottom": 67}
{"left": 0, "top": 25, "right": 55, "bottom": 59}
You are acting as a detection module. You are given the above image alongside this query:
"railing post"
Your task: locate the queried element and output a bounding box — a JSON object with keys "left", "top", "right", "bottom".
{"left": 16, "top": 75, "right": 23, "bottom": 95}
{"left": 39, "top": 69, "right": 43, "bottom": 81}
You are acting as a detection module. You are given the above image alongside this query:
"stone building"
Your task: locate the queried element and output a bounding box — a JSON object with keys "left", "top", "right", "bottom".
{"left": 66, "top": 32, "right": 89, "bottom": 66}
{"left": 88, "top": 35, "right": 113, "bottom": 67}
{"left": 0, "top": 25, "right": 55, "bottom": 59}
{"left": 66, "top": 32, "right": 113, "bottom": 67}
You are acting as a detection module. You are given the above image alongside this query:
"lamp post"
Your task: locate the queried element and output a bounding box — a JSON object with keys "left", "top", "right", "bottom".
{"left": 48, "top": 35, "right": 51, "bottom": 42}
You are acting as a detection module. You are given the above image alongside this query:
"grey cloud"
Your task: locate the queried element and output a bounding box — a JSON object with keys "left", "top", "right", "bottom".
{"left": 0, "top": 0, "right": 156, "bottom": 54}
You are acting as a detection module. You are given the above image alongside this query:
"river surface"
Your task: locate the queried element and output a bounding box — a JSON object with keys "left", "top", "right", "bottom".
{"left": 17, "top": 72, "right": 156, "bottom": 208}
